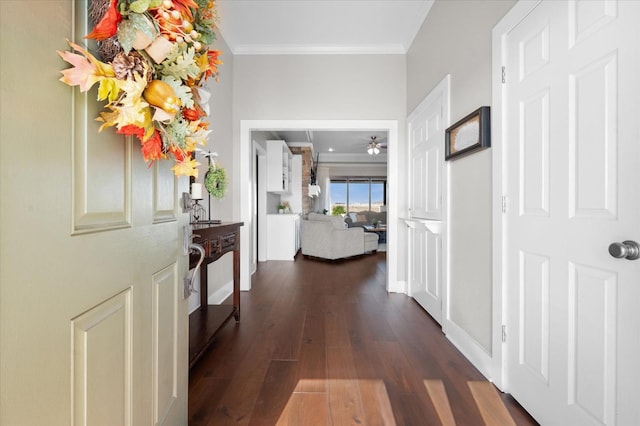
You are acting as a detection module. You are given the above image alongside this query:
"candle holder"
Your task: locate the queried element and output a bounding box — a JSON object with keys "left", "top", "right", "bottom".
{"left": 189, "top": 181, "right": 206, "bottom": 223}
{"left": 190, "top": 199, "right": 206, "bottom": 224}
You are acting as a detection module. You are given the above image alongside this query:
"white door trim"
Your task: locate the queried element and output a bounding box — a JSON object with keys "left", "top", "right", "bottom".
{"left": 254, "top": 141, "right": 267, "bottom": 265}
{"left": 239, "top": 119, "right": 400, "bottom": 292}
{"left": 491, "top": 0, "right": 542, "bottom": 391}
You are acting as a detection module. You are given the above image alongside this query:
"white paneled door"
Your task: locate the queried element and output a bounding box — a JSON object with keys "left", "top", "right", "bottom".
{"left": 407, "top": 76, "right": 449, "bottom": 323}
{"left": 501, "top": 1, "right": 639, "bottom": 424}
{"left": 1, "top": 1, "right": 189, "bottom": 425}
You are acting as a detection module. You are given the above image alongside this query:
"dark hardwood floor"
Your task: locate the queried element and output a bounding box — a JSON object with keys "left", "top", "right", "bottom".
{"left": 189, "top": 252, "right": 538, "bottom": 425}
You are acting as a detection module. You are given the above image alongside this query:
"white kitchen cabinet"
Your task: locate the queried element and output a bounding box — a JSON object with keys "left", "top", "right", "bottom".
{"left": 266, "top": 140, "right": 292, "bottom": 193}
{"left": 266, "top": 214, "right": 301, "bottom": 261}
{"left": 281, "top": 155, "right": 302, "bottom": 213}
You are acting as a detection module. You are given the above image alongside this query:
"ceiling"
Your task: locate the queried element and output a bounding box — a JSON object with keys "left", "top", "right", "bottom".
{"left": 253, "top": 130, "right": 388, "bottom": 163}
{"left": 216, "top": 0, "right": 434, "bottom": 55}
{"left": 219, "top": 1, "right": 432, "bottom": 164}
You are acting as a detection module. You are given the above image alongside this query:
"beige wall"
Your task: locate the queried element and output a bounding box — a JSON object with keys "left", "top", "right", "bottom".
{"left": 202, "top": 32, "right": 235, "bottom": 221}
{"left": 325, "top": 163, "right": 387, "bottom": 178}
{"left": 232, "top": 54, "right": 406, "bottom": 120}
{"left": 197, "top": 32, "right": 235, "bottom": 301}
{"left": 407, "top": 0, "right": 515, "bottom": 352}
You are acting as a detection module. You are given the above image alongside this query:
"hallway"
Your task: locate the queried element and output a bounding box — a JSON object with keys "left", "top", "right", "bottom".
{"left": 188, "top": 253, "right": 537, "bottom": 425}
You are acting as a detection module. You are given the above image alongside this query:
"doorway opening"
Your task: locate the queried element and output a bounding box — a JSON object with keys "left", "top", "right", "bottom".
{"left": 239, "top": 120, "right": 400, "bottom": 293}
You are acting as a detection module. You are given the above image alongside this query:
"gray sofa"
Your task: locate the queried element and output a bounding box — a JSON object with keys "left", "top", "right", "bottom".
{"left": 344, "top": 210, "right": 387, "bottom": 228}
{"left": 301, "top": 213, "right": 378, "bottom": 260}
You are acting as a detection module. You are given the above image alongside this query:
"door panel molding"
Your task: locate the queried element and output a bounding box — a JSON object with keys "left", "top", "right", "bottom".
{"left": 152, "top": 263, "right": 180, "bottom": 425}
{"left": 569, "top": 0, "right": 617, "bottom": 48}
{"left": 518, "top": 250, "right": 550, "bottom": 383}
{"left": 71, "top": 0, "right": 131, "bottom": 235}
{"left": 568, "top": 52, "right": 618, "bottom": 219}
{"left": 71, "top": 288, "right": 133, "bottom": 426}
{"left": 153, "top": 161, "right": 179, "bottom": 224}
{"left": 567, "top": 262, "right": 617, "bottom": 425}
{"left": 519, "top": 89, "right": 550, "bottom": 217}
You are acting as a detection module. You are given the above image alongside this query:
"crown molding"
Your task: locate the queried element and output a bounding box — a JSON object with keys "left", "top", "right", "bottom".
{"left": 230, "top": 43, "right": 406, "bottom": 55}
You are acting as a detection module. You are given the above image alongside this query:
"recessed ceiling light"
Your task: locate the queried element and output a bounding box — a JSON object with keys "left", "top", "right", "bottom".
{"left": 328, "top": 148, "right": 334, "bottom": 152}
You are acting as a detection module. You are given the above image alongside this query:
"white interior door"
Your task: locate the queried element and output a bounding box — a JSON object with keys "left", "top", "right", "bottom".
{"left": 407, "top": 76, "right": 450, "bottom": 322}
{"left": 502, "top": 1, "right": 640, "bottom": 424}
{"left": 0, "top": 2, "right": 188, "bottom": 424}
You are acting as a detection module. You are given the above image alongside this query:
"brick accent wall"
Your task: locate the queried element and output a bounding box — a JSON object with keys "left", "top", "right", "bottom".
{"left": 289, "top": 146, "right": 313, "bottom": 215}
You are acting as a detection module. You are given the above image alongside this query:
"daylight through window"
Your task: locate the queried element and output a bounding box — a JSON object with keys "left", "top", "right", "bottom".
{"left": 329, "top": 178, "right": 386, "bottom": 215}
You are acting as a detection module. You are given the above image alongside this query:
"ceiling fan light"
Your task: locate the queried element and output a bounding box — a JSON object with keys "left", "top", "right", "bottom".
{"left": 367, "top": 141, "right": 380, "bottom": 155}
{"left": 366, "top": 136, "right": 382, "bottom": 155}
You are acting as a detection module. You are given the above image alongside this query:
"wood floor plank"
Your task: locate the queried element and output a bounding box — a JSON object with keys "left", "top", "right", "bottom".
{"left": 357, "top": 379, "right": 397, "bottom": 426}
{"left": 375, "top": 341, "right": 424, "bottom": 394}
{"left": 269, "top": 307, "right": 306, "bottom": 361}
{"left": 326, "top": 346, "right": 366, "bottom": 425}
{"left": 424, "top": 379, "right": 457, "bottom": 426}
{"left": 325, "top": 307, "right": 351, "bottom": 348}
{"left": 385, "top": 388, "right": 441, "bottom": 426}
{"left": 188, "top": 376, "right": 230, "bottom": 426}
{"left": 205, "top": 344, "right": 272, "bottom": 426}
{"left": 248, "top": 360, "right": 299, "bottom": 426}
{"left": 276, "top": 392, "right": 328, "bottom": 426}
{"left": 344, "top": 307, "right": 384, "bottom": 380}
{"left": 295, "top": 310, "right": 327, "bottom": 393}
{"left": 327, "top": 381, "right": 366, "bottom": 426}
{"left": 468, "top": 381, "right": 517, "bottom": 426}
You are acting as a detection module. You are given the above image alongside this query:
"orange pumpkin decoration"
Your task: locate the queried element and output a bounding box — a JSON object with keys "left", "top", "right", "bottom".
{"left": 143, "top": 80, "right": 181, "bottom": 114}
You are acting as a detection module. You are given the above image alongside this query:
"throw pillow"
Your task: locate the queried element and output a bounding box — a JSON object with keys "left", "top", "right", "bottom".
{"left": 356, "top": 213, "right": 368, "bottom": 222}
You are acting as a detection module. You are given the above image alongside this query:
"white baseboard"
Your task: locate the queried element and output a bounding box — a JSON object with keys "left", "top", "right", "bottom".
{"left": 208, "top": 280, "right": 234, "bottom": 305}
{"left": 388, "top": 279, "right": 406, "bottom": 294}
{"left": 188, "top": 277, "right": 234, "bottom": 315}
{"left": 444, "top": 319, "right": 494, "bottom": 382}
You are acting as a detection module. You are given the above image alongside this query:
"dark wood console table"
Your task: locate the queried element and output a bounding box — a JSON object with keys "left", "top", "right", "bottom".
{"left": 188, "top": 222, "right": 243, "bottom": 368}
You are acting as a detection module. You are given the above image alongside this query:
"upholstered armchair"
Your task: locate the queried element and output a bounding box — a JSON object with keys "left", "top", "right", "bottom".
{"left": 301, "top": 213, "right": 378, "bottom": 260}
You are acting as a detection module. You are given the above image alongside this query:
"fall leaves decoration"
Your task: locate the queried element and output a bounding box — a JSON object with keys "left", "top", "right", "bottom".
{"left": 58, "top": 0, "right": 222, "bottom": 177}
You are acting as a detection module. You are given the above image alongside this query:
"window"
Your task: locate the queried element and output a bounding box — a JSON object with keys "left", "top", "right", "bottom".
{"left": 329, "top": 181, "right": 347, "bottom": 215}
{"left": 329, "top": 178, "right": 387, "bottom": 214}
{"left": 370, "top": 180, "right": 385, "bottom": 212}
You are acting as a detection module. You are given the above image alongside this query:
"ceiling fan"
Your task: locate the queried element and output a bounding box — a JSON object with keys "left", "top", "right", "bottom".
{"left": 366, "top": 136, "right": 387, "bottom": 155}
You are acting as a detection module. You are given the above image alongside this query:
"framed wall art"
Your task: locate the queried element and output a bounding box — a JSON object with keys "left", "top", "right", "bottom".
{"left": 445, "top": 106, "right": 491, "bottom": 160}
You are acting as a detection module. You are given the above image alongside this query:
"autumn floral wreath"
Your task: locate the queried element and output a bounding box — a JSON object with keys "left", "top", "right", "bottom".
{"left": 58, "top": 0, "right": 222, "bottom": 177}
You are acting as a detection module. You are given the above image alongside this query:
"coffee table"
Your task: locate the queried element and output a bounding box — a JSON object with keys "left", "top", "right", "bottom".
{"left": 363, "top": 225, "right": 387, "bottom": 243}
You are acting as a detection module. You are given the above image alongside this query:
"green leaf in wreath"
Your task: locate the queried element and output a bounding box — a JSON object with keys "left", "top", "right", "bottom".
{"left": 128, "top": 0, "right": 151, "bottom": 13}
{"left": 117, "top": 19, "right": 137, "bottom": 54}
{"left": 129, "top": 12, "right": 157, "bottom": 42}
{"left": 128, "top": 0, "right": 163, "bottom": 13}
{"left": 157, "top": 46, "right": 200, "bottom": 81}
{"left": 162, "top": 76, "right": 194, "bottom": 109}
